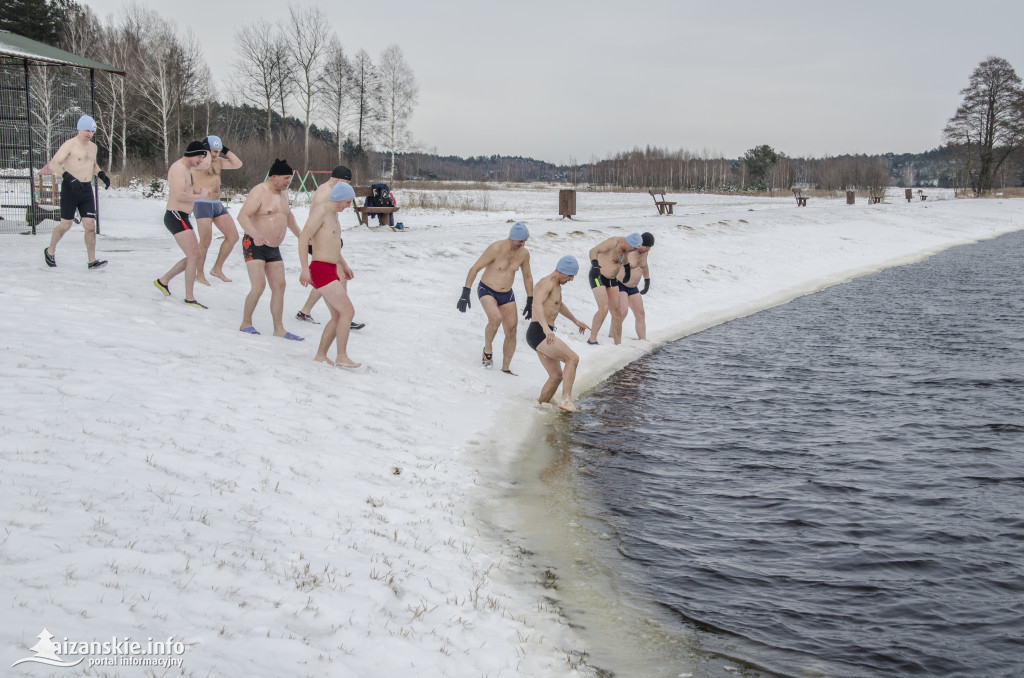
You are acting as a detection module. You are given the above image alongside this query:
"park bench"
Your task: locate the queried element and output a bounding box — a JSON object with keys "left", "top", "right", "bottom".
{"left": 792, "top": 188, "right": 808, "bottom": 206}
{"left": 649, "top": 189, "right": 677, "bottom": 215}
{"left": 869, "top": 195, "right": 883, "bottom": 204}
{"left": 352, "top": 186, "right": 401, "bottom": 229}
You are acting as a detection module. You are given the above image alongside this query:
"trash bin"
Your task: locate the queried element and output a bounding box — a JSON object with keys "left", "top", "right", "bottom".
{"left": 559, "top": 189, "right": 576, "bottom": 219}
{"left": 846, "top": 191, "right": 855, "bottom": 205}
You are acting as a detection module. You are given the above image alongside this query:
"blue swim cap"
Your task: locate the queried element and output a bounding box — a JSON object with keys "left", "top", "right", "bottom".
{"left": 77, "top": 115, "right": 96, "bottom": 131}
{"left": 625, "top": 233, "right": 642, "bottom": 248}
{"left": 206, "top": 135, "right": 223, "bottom": 150}
{"left": 330, "top": 182, "right": 356, "bottom": 201}
{"left": 509, "top": 221, "right": 529, "bottom": 241}
{"left": 556, "top": 255, "right": 579, "bottom": 276}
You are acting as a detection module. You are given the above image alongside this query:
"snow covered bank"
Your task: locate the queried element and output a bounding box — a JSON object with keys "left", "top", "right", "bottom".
{"left": 1, "top": 187, "right": 1021, "bottom": 677}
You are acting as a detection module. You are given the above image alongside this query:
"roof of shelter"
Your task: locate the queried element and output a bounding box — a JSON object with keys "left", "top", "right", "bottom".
{"left": 0, "top": 30, "right": 125, "bottom": 76}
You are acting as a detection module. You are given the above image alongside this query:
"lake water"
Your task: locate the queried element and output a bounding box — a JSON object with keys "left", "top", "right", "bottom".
{"left": 558, "top": 229, "right": 1024, "bottom": 677}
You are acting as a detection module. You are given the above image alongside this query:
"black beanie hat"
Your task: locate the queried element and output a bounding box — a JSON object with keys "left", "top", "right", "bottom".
{"left": 184, "top": 141, "right": 208, "bottom": 157}
{"left": 641, "top": 232, "right": 655, "bottom": 247}
{"left": 269, "top": 158, "right": 293, "bottom": 177}
{"left": 331, "top": 165, "right": 352, "bottom": 181}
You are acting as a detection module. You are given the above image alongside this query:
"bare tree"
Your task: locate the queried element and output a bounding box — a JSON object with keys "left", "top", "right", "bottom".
{"left": 943, "top": 56, "right": 1024, "bottom": 196}
{"left": 349, "top": 49, "right": 378, "bottom": 152}
{"left": 376, "top": 44, "right": 418, "bottom": 179}
{"left": 286, "top": 4, "right": 330, "bottom": 172}
{"left": 320, "top": 35, "right": 351, "bottom": 163}
{"left": 232, "top": 19, "right": 292, "bottom": 140}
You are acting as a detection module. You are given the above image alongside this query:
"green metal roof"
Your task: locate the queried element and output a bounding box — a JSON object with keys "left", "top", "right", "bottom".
{"left": 0, "top": 29, "right": 125, "bottom": 76}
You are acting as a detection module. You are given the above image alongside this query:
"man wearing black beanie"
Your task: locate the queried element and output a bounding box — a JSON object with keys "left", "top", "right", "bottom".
{"left": 234, "top": 159, "right": 304, "bottom": 340}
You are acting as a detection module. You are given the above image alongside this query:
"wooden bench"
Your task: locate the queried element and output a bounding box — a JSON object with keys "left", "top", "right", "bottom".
{"left": 352, "top": 186, "right": 400, "bottom": 229}
{"left": 649, "top": 190, "right": 677, "bottom": 215}
{"left": 792, "top": 188, "right": 807, "bottom": 206}
{"left": 869, "top": 196, "right": 883, "bottom": 204}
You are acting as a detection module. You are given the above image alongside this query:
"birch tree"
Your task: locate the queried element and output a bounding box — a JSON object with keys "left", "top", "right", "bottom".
{"left": 286, "top": 4, "right": 330, "bottom": 172}
{"left": 320, "top": 35, "right": 351, "bottom": 162}
{"left": 349, "top": 49, "right": 378, "bottom": 152}
{"left": 233, "top": 19, "right": 292, "bottom": 140}
{"left": 377, "top": 44, "right": 418, "bottom": 179}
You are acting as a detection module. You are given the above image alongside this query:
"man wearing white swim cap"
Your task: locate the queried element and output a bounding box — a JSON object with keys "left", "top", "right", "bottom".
{"left": 191, "top": 134, "right": 243, "bottom": 285}
{"left": 297, "top": 180, "right": 361, "bottom": 369}
{"left": 456, "top": 221, "right": 535, "bottom": 374}
{"left": 586, "top": 232, "right": 641, "bottom": 345}
{"left": 43, "top": 114, "right": 111, "bottom": 270}
{"left": 525, "top": 255, "right": 590, "bottom": 412}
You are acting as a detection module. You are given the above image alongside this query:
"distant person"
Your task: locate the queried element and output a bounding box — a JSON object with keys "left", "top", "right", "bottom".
{"left": 43, "top": 114, "right": 111, "bottom": 269}
{"left": 191, "top": 134, "right": 242, "bottom": 284}
{"left": 614, "top": 231, "right": 655, "bottom": 340}
{"left": 294, "top": 165, "right": 364, "bottom": 331}
{"left": 153, "top": 141, "right": 212, "bottom": 308}
{"left": 526, "top": 255, "right": 590, "bottom": 412}
{"left": 298, "top": 182, "right": 361, "bottom": 368}
{"left": 587, "top": 232, "right": 641, "bottom": 345}
{"left": 456, "top": 222, "right": 534, "bottom": 374}
{"left": 235, "top": 159, "right": 303, "bottom": 340}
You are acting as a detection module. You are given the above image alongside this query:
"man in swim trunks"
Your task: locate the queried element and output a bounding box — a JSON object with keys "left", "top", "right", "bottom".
{"left": 587, "top": 232, "right": 642, "bottom": 345}
{"left": 44, "top": 114, "right": 111, "bottom": 270}
{"left": 153, "top": 141, "right": 211, "bottom": 308}
{"left": 527, "top": 255, "right": 590, "bottom": 412}
{"left": 456, "top": 221, "right": 534, "bottom": 374}
{"left": 191, "top": 135, "right": 242, "bottom": 285}
{"left": 614, "top": 231, "right": 655, "bottom": 340}
{"left": 235, "top": 159, "right": 303, "bottom": 339}
{"left": 298, "top": 182, "right": 360, "bottom": 368}
{"left": 294, "top": 165, "right": 364, "bottom": 331}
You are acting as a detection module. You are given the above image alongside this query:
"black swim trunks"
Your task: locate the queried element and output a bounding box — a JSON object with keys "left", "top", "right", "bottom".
{"left": 60, "top": 175, "right": 96, "bottom": 222}
{"left": 163, "top": 210, "right": 194, "bottom": 235}
{"left": 243, "top": 234, "right": 283, "bottom": 263}
{"left": 589, "top": 271, "right": 615, "bottom": 289}
{"left": 526, "top": 322, "right": 554, "bottom": 351}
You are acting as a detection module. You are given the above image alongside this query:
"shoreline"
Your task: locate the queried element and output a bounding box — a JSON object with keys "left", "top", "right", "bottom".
{"left": 475, "top": 214, "right": 1024, "bottom": 677}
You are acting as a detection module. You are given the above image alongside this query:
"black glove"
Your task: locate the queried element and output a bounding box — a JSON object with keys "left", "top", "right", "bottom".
{"left": 221, "top": 146, "right": 230, "bottom": 157}
{"left": 522, "top": 296, "right": 533, "bottom": 320}
{"left": 457, "top": 287, "right": 471, "bottom": 313}
{"left": 97, "top": 171, "right": 110, "bottom": 189}
{"left": 641, "top": 278, "right": 650, "bottom": 295}
{"left": 62, "top": 171, "right": 77, "bottom": 184}
{"left": 589, "top": 259, "right": 601, "bottom": 283}
{"left": 622, "top": 263, "right": 632, "bottom": 281}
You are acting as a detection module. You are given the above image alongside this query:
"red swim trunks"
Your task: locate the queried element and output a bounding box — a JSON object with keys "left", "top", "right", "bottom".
{"left": 309, "top": 260, "right": 340, "bottom": 289}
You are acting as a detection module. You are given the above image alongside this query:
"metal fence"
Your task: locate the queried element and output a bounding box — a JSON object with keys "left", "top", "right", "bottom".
{"left": 1, "top": 57, "right": 95, "bottom": 235}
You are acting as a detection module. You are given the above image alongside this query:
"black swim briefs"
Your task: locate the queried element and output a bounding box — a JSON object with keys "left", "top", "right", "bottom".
{"left": 163, "top": 210, "right": 194, "bottom": 235}
{"left": 242, "top": 234, "right": 283, "bottom": 263}
{"left": 526, "top": 322, "right": 554, "bottom": 351}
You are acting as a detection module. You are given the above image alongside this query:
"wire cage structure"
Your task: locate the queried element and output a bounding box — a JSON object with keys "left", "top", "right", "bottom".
{"left": 0, "top": 30, "right": 124, "bottom": 235}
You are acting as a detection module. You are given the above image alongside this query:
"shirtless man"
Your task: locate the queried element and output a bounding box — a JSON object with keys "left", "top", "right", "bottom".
{"left": 153, "top": 140, "right": 212, "bottom": 308}
{"left": 526, "top": 256, "right": 590, "bottom": 412}
{"left": 294, "top": 165, "right": 364, "bottom": 331}
{"left": 44, "top": 114, "right": 111, "bottom": 269}
{"left": 235, "top": 159, "right": 303, "bottom": 340}
{"left": 587, "top": 232, "right": 642, "bottom": 345}
{"left": 456, "top": 222, "right": 534, "bottom": 374}
{"left": 614, "top": 232, "right": 654, "bottom": 340}
{"left": 191, "top": 135, "right": 242, "bottom": 284}
{"left": 298, "top": 182, "right": 360, "bottom": 368}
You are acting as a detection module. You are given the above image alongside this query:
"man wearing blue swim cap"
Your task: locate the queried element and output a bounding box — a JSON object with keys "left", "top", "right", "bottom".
{"left": 585, "top": 233, "right": 642, "bottom": 345}
{"left": 191, "top": 134, "right": 243, "bottom": 285}
{"left": 294, "top": 166, "right": 364, "bottom": 332}
{"left": 456, "top": 222, "right": 535, "bottom": 374}
{"left": 614, "top": 232, "right": 655, "bottom": 340}
{"left": 525, "top": 255, "right": 590, "bottom": 412}
{"left": 43, "top": 114, "right": 111, "bottom": 270}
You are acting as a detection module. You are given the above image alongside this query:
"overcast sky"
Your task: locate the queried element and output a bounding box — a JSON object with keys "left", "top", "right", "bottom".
{"left": 81, "top": 0, "right": 1024, "bottom": 164}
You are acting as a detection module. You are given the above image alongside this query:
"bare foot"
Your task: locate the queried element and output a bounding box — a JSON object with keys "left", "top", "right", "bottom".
{"left": 335, "top": 359, "right": 362, "bottom": 369}
{"left": 314, "top": 355, "right": 335, "bottom": 366}
{"left": 558, "top": 399, "right": 577, "bottom": 413}
{"left": 210, "top": 269, "right": 232, "bottom": 283}
{"left": 196, "top": 276, "right": 212, "bottom": 286}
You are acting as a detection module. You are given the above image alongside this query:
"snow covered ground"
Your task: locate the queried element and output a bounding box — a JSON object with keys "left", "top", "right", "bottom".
{"left": 1, "top": 185, "right": 1022, "bottom": 677}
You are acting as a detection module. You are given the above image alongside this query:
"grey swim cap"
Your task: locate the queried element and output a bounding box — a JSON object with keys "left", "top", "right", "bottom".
{"left": 77, "top": 115, "right": 96, "bottom": 131}
{"left": 625, "top": 233, "right": 642, "bottom": 248}
{"left": 509, "top": 222, "right": 529, "bottom": 241}
{"left": 330, "top": 182, "right": 356, "bottom": 201}
{"left": 556, "top": 255, "right": 579, "bottom": 276}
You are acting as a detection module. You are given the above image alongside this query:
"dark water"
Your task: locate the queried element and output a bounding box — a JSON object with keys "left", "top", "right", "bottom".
{"left": 569, "top": 230, "right": 1024, "bottom": 677}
